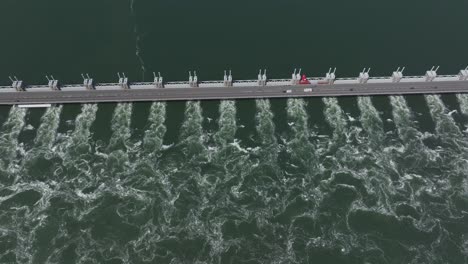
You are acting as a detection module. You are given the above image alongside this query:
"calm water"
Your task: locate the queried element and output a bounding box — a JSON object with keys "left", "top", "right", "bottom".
{"left": 1, "top": 0, "right": 468, "bottom": 263}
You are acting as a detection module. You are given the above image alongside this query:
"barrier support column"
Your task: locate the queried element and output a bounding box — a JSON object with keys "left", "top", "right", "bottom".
{"left": 458, "top": 66, "right": 468, "bottom": 81}
{"left": 358, "top": 68, "right": 370, "bottom": 84}
{"left": 118, "top": 73, "right": 129, "bottom": 89}
{"left": 262, "top": 69, "right": 267, "bottom": 86}
{"left": 392, "top": 67, "right": 405, "bottom": 83}
{"left": 9, "top": 76, "right": 24, "bottom": 91}
{"left": 46, "top": 75, "right": 60, "bottom": 90}
{"left": 228, "top": 70, "right": 233, "bottom": 86}
{"left": 425, "top": 66, "right": 439, "bottom": 82}
{"left": 154, "top": 72, "right": 164, "bottom": 88}
{"left": 81, "top": 73, "right": 95, "bottom": 90}
{"left": 193, "top": 71, "right": 198, "bottom": 87}
{"left": 291, "top": 69, "right": 297, "bottom": 85}
{"left": 325, "top": 67, "right": 336, "bottom": 85}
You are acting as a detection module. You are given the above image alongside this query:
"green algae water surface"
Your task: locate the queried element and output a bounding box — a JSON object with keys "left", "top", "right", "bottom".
{"left": 1, "top": 0, "right": 468, "bottom": 263}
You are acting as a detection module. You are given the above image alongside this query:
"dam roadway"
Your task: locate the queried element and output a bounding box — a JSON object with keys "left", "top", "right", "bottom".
{"left": 1, "top": 80, "right": 468, "bottom": 105}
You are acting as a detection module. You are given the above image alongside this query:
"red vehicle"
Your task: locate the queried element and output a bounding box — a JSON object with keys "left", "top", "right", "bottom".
{"left": 299, "top": 74, "right": 310, "bottom": 84}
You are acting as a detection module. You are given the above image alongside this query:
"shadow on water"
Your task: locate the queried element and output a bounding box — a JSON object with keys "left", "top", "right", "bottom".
{"left": 56, "top": 104, "right": 82, "bottom": 135}
{"left": 371, "top": 95, "right": 397, "bottom": 134}
{"left": 405, "top": 95, "right": 435, "bottom": 134}
{"left": 130, "top": 102, "right": 151, "bottom": 142}
{"left": 0, "top": 105, "right": 11, "bottom": 126}
{"left": 17, "top": 108, "right": 45, "bottom": 150}
{"left": 337, "top": 97, "right": 361, "bottom": 129}
{"left": 91, "top": 103, "right": 116, "bottom": 146}
{"left": 162, "top": 101, "right": 186, "bottom": 145}
{"left": 270, "top": 98, "right": 288, "bottom": 140}
{"left": 306, "top": 97, "right": 331, "bottom": 137}
{"left": 201, "top": 100, "right": 220, "bottom": 136}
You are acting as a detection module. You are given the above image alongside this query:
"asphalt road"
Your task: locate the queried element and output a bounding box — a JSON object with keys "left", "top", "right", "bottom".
{"left": 1, "top": 81, "right": 468, "bottom": 105}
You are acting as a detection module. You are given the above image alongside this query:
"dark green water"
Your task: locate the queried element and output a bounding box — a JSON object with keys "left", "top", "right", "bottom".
{"left": 1, "top": 1, "right": 468, "bottom": 263}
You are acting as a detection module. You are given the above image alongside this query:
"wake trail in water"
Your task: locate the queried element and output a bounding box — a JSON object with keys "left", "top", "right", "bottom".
{"left": 424, "top": 94, "right": 468, "bottom": 191}
{"left": 210, "top": 99, "right": 302, "bottom": 263}
{"left": 130, "top": 102, "right": 171, "bottom": 240}
{"left": 320, "top": 96, "right": 424, "bottom": 259}
{"left": 424, "top": 95, "right": 468, "bottom": 180}
{"left": 71, "top": 103, "right": 145, "bottom": 263}
{"left": 1, "top": 106, "right": 62, "bottom": 262}
{"left": 34, "top": 106, "right": 63, "bottom": 150}
{"left": 286, "top": 98, "right": 320, "bottom": 177}
{"left": 57, "top": 104, "right": 98, "bottom": 181}
{"left": 354, "top": 97, "right": 411, "bottom": 230}
{"left": 251, "top": 99, "right": 286, "bottom": 225}
{"left": 214, "top": 101, "right": 236, "bottom": 146}
{"left": 390, "top": 96, "right": 438, "bottom": 172}
{"left": 108, "top": 103, "right": 133, "bottom": 152}
{"left": 389, "top": 95, "right": 468, "bottom": 262}
{"left": 255, "top": 99, "right": 278, "bottom": 159}
{"left": 357, "top": 96, "right": 400, "bottom": 192}
{"left": 179, "top": 101, "right": 206, "bottom": 161}
{"left": 127, "top": 100, "right": 244, "bottom": 263}
{"left": 62, "top": 104, "right": 98, "bottom": 159}
{"left": 142, "top": 101, "right": 212, "bottom": 263}
{"left": 166, "top": 101, "right": 206, "bottom": 210}
{"left": 209, "top": 100, "right": 250, "bottom": 184}
{"left": 18, "top": 106, "right": 63, "bottom": 181}
{"left": 196, "top": 100, "right": 260, "bottom": 262}
{"left": 310, "top": 97, "right": 366, "bottom": 257}
{"left": 456, "top": 93, "right": 468, "bottom": 115}
{"left": 425, "top": 95, "right": 462, "bottom": 140}
{"left": 130, "top": 0, "right": 146, "bottom": 80}
{"left": 357, "top": 97, "right": 384, "bottom": 148}
{"left": 0, "top": 107, "right": 26, "bottom": 183}
{"left": 322, "top": 97, "right": 364, "bottom": 163}
{"left": 143, "top": 102, "right": 166, "bottom": 155}
{"left": 322, "top": 97, "right": 349, "bottom": 144}
{"left": 99, "top": 103, "right": 133, "bottom": 181}
{"left": 391, "top": 96, "right": 422, "bottom": 141}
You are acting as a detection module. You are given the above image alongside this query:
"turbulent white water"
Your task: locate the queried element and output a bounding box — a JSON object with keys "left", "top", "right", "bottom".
{"left": 214, "top": 101, "right": 236, "bottom": 146}
{"left": 357, "top": 96, "right": 384, "bottom": 148}
{"left": 108, "top": 103, "right": 133, "bottom": 151}
{"left": 1, "top": 96, "right": 468, "bottom": 263}
{"left": 255, "top": 99, "right": 277, "bottom": 146}
{"left": 59, "top": 104, "right": 98, "bottom": 171}
{"left": 320, "top": 97, "right": 388, "bottom": 258}
{"left": 143, "top": 102, "right": 166, "bottom": 154}
{"left": 323, "top": 97, "right": 348, "bottom": 143}
{"left": 33, "top": 106, "right": 63, "bottom": 150}
{"left": 426, "top": 95, "right": 463, "bottom": 140}
{"left": 0, "top": 107, "right": 26, "bottom": 183}
{"left": 18, "top": 106, "right": 63, "bottom": 181}
{"left": 178, "top": 101, "right": 206, "bottom": 162}
{"left": 457, "top": 93, "right": 468, "bottom": 116}
{"left": 285, "top": 98, "right": 320, "bottom": 179}
{"left": 390, "top": 96, "right": 439, "bottom": 171}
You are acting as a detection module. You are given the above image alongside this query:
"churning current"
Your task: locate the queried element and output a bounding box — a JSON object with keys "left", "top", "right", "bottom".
{"left": 1, "top": 95, "right": 468, "bottom": 263}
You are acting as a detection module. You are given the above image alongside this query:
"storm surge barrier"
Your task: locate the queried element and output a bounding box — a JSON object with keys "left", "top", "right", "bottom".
{"left": 1, "top": 67, "right": 468, "bottom": 105}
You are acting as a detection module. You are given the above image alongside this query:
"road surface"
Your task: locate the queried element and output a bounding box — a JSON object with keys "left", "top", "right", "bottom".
{"left": 1, "top": 81, "right": 468, "bottom": 105}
